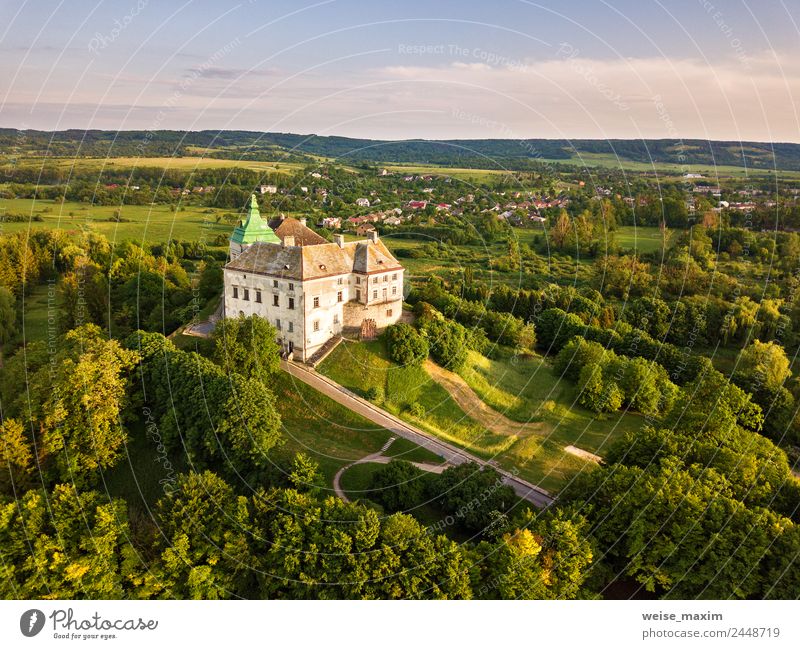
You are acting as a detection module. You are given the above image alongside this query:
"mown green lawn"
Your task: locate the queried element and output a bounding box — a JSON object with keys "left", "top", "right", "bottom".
{"left": 271, "top": 370, "right": 440, "bottom": 486}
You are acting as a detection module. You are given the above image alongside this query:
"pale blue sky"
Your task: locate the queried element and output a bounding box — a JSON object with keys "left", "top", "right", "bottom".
{"left": 1, "top": 0, "right": 798, "bottom": 140}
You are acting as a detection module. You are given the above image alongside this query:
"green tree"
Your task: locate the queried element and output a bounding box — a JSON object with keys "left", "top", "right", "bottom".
{"left": 197, "top": 260, "right": 223, "bottom": 301}
{"left": 23, "top": 325, "right": 140, "bottom": 485}
{"left": 0, "top": 418, "right": 34, "bottom": 492}
{"left": 578, "top": 362, "right": 623, "bottom": 413}
{"left": 734, "top": 339, "right": 792, "bottom": 393}
{"left": 212, "top": 314, "right": 281, "bottom": 385}
{"left": 0, "top": 286, "right": 17, "bottom": 360}
{"left": 386, "top": 323, "right": 429, "bottom": 366}
{"left": 253, "top": 488, "right": 472, "bottom": 599}
{"left": 370, "top": 460, "right": 429, "bottom": 511}
{"left": 156, "top": 471, "right": 254, "bottom": 599}
{"left": 0, "top": 484, "right": 153, "bottom": 598}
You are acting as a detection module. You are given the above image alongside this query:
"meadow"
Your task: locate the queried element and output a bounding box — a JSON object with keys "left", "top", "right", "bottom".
{"left": 0, "top": 197, "right": 232, "bottom": 243}
{"left": 316, "top": 338, "right": 640, "bottom": 492}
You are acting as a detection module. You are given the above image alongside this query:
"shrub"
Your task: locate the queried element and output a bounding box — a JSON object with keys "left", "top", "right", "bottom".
{"left": 407, "top": 402, "right": 425, "bottom": 418}
{"left": 367, "top": 385, "right": 384, "bottom": 403}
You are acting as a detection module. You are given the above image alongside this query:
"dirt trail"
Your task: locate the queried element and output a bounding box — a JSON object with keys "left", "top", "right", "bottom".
{"left": 424, "top": 361, "right": 602, "bottom": 464}
{"left": 424, "top": 360, "right": 546, "bottom": 438}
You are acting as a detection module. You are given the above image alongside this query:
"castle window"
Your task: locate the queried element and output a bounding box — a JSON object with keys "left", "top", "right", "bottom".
{"left": 386, "top": 309, "right": 393, "bottom": 317}
{"left": 333, "top": 313, "right": 339, "bottom": 325}
{"left": 392, "top": 273, "right": 397, "bottom": 280}
{"left": 273, "top": 279, "right": 278, "bottom": 288}
{"left": 337, "top": 291, "right": 343, "bottom": 303}
{"left": 288, "top": 297, "right": 295, "bottom": 310}
{"left": 383, "top": 275, "right": 388, "bottom": 282}
{"left": 372, "top": 290, "right": 378, "bottom": 299}
{"left": 243, "top": 289, "right": 249, "bottom": 301}
{"left": 288, "top": 282, "right": 294, "bottom": 291}
{"left": 392, "top": 286, "right": 397, "bottom": 295}
{"left": 273, "top": 295, "right": 279, "bottom": 307}
{"left": 313, "top": 320, "right": 320, "bottom": 332}
{"left": 232, "top": 287, "right": 238, "bottom": 299}
{"left": 255, "top": 290, "right": 262, "bottom": 303}
{"left": 356, "top": 289, "right": 361, "bottom": 301}
{"left": 337, "top": 277, "right": 343, "bottom": 285}
{"left": 276, "top": 319, "right": 281, "bottom": 330}
{"left": 356, "top": 277, "right": 361, "bottom": 285}
{"left": 313, "top": 296, "right": 320, "bottom": 308}
{"left": 288, "top": 322, "right": 294, "bottom": 333}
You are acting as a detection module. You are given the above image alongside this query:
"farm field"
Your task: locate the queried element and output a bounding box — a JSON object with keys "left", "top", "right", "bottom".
{"left": 3, "top": 155, "right": 304, "bottom": 174}
{"left": 317, "top": 338, "right": 628, "bottom": 492}
{"left": 0, "top": 197, "right": 233, "bottom": 243}
{"left": 536, "top": 151, "right": 800, "bottom": 178}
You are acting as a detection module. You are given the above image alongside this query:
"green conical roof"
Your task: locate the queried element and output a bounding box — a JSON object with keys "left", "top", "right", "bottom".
{"left": 231, "top": 194, "right": 281, "bottom": 245}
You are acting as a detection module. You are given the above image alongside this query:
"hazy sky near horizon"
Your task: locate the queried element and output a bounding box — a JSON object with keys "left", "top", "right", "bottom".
{"left": 1, "top": 0, "right": 799, "bottom": 142}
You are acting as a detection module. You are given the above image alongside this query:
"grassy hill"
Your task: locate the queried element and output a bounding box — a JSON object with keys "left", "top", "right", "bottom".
{"left": 318, "top": 338, "right": 647, "bottom": 492}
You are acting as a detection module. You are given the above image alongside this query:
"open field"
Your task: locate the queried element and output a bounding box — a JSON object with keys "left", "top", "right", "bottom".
{"left": 380, "top": 164, "right": 514, "bottom": 182}
{"left": 0, "top": 197, "right": 233, "bottom": 243}
{"left": 614, "top": 225, "right": 666, "bottom": 254}
{"left": 3, "top": 155, "right": 304, "bottom": 174}
{"left": 537, "top": 152, "right": 800, "bottom": 178}
{"left": 318, "top": 338, "right": 617, "bottom": 492}
{"left": 380, "top": 153, "right": 800, "bottom": 178}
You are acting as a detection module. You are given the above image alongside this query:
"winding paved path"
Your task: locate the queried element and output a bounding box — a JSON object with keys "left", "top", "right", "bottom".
{"left": 281, "top": 360, "right": 554, "bottom": 508}
{"left": 333, "top": 447, "right": 450, "bottom": 503}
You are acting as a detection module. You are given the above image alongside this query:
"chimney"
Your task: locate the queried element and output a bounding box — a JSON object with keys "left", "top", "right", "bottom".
{"left": 299, "top": 217, "right": 307, "bottom": 226}
{"left": 367, "top": 230, "right": 379, "bottom": 243}
{"left": 283, "top": 235, "right": 295, "bottom": 247}
{"left": 334, "top": 234, "right": 344, "bottom": 248}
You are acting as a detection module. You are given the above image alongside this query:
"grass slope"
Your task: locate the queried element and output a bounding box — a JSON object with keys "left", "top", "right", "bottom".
{"left": 318, "top": 338, "right": 618, "bottom": 492}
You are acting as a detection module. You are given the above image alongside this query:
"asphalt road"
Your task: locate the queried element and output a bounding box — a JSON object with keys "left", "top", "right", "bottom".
{"left": 281, "top": 360, "right": 555, "bottom": 509}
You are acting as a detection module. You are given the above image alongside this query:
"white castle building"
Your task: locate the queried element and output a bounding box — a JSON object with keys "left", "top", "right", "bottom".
{"left": 223, "top": 195, "right": 405, "bottom": 362}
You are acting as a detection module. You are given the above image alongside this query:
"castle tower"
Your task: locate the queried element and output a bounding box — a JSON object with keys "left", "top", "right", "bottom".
{"left": 229, "top": 193, "right": 281, "bottom": 260}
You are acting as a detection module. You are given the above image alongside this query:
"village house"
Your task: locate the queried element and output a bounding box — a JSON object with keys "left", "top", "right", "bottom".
{"left": 355, "top": 197, "right": 371, "bottom": 207}
{"left": 356, "top": 223, "right": 377, "bottom": 237}
{"left": 259, "top": 184, "right": 278, "bottom": 194}
{"left": 224, "top": 195, "right": 405, "bottom": 362}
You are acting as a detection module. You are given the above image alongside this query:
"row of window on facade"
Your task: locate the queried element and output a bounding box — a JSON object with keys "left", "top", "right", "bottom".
{"left": 231, "top": 285, "right": 397, "bottom": 305}
{"left": 230, "top": 287, "right": 351, "bottom": 307}
{"left": 273, "top": 313, "right": 340, "bottom": 335}
{"left": 355, "top": 273, "right": 398, "bottom": 286}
